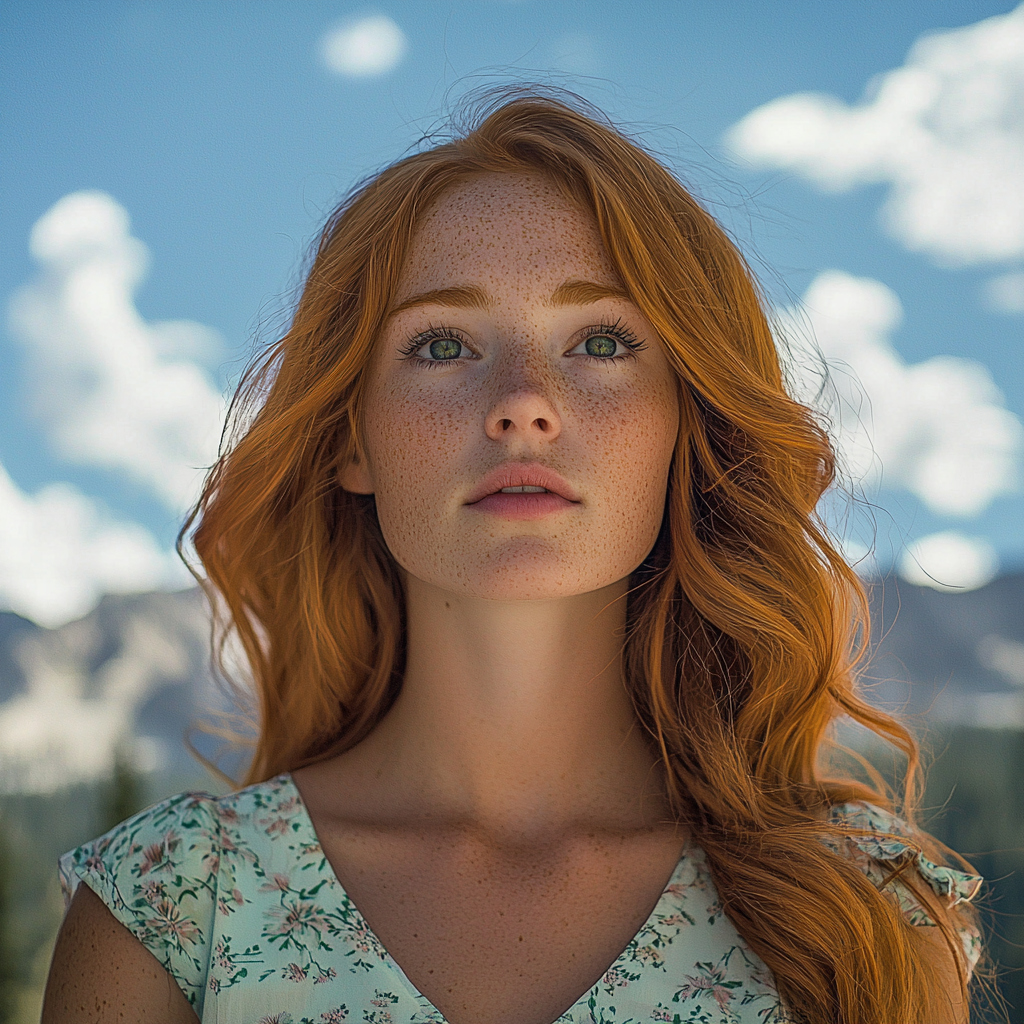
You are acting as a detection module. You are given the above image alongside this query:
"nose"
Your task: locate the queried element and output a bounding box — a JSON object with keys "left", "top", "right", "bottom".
{"left": 484, "top": 373, "right": 562, "bottom": 442}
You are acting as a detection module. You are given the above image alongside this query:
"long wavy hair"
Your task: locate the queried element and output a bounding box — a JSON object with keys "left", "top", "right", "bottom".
{"left": 184, "top": 90, "right": 980, "bottom": 1023}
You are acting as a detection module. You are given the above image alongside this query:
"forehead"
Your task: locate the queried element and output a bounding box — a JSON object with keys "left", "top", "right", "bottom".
{"left": 394, "top": 173, "right": 623, "bottom": 300}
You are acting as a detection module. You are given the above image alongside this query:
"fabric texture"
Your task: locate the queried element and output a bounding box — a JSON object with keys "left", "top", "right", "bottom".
{"left": 60, "top": 775, "right": 982, "bottom": 1024}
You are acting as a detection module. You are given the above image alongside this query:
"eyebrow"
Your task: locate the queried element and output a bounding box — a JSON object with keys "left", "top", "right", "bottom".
{"left": 386, "top": 279, "right": 632, "bottom": 318}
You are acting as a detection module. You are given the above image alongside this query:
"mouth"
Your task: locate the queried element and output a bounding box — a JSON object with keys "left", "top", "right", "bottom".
{"left": 464, "top": 462, "right": 581, "bottom": 520}
{"left": 465, "top": 462, "right": 581, "bottom": 505}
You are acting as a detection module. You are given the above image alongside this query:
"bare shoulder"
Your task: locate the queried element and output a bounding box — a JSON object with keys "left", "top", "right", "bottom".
{"left": 42, "top": 883, "right": 199, "bottom": 1024}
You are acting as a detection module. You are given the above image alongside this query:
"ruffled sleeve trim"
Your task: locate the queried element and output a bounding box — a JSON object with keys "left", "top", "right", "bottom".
{"left": 828, "top": 801, "right": 983, "bottom": 908}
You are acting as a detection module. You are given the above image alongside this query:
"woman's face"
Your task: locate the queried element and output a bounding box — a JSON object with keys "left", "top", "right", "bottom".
{"left": 346, "top": 172, "right": 679, "bottom": 600}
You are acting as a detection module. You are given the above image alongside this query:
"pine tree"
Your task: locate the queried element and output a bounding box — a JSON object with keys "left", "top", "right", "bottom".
{"left": 101, "top": 746, "right": 145, "bottom": 836}
{"left": 0, "top": 817, "right": 16, "bottom": 1024}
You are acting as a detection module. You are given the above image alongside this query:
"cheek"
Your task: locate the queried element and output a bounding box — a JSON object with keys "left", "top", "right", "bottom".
{"left": 583, "top": 378, "right": 678, "bottom": 519}
{"left": 363, "top": 379, "right": 471, "bottom": 516}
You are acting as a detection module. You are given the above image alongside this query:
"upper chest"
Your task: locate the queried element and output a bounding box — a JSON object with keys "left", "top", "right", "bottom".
{"left": 313, "top": 819, "right": 686, "bottom": 1024}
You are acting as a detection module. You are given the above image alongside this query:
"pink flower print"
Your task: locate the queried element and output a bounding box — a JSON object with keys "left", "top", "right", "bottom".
{"left": 282, "top": 963, "right": 308, "bottom": 982}
{"left": 315, "top": 967, "right": 338, "bottom": 984}
{"left": 348, "top": 924, "right": 388, "bottom": 960}
{"left": 231, "top": 888, "right": 245, "bottom": 906}
{"left": 660, "top": 912, "right": 689, "bottom": 927}
{"left": 262, "top": 816, "right": 290, "bottom": 837}
{"left": 651, "top": 1010, "right": 673, "bottom": 1022}
{"left": 276, "top": 795, "right": 301, "bottom": 815}
{"left": 138, "top": 880, "right": 165, "bottom": 906}
{"left": 150, "top": 897, "right": 201, "bottom": 946}
{"left": 634, "top": 945, "right": 663, "bottom": 966}
{"left": 138, "top": 830, "right": 179, "bottom": 876}
{"left": 266, "top": 899, "right": 330, "bottom": 941}
{"left": 320, "top": 1008, "right": 349, "bottom": 1023}
{"left": 213, "top": 938, "right": 239, "bottom": 975}
{"left": 678, "top": 965, "right": 737, "bottom": 1012}
{"left": 216, "top": 804, "right": 240, "bottom": 824}
{"left": 260, "top": 873, "right": 292, "bottom": 893}
{"left": 84, "top": 852, "right": 107, "bottom": 874}
{"left": 208, "top": 977, "right": 221, "bottom": 995}
{"left": 201, "top": 850, "right": 221, "bottom": 875}
{"left": 602, "top": 965, "right": 632, "bottom": 989}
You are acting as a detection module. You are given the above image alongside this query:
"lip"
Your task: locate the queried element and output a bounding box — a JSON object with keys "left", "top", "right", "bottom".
{"left": 464, "top": 462, "right": 581, "bottom": 505}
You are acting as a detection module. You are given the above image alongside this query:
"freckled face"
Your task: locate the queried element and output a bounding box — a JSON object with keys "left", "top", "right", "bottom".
{"left": 352, "top": 173, "right": 679, "bottom": 600}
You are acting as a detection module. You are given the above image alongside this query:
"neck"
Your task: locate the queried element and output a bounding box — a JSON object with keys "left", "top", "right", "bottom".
{"left": 342, "top": 574, "right": 670, "bottom": 839}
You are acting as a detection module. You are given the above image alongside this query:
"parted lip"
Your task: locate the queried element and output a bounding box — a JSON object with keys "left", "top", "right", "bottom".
{"left": 465, "top": 462, "right": 581, "bottom": 504}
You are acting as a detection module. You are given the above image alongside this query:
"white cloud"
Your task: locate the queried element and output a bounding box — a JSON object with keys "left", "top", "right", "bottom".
{"left": 898, "top": 530, "right": 998, "bottom": 591}
{"left": 983, "top": 270, "right": 1024, "bottom": 313}
{"left": 320, "top": 15, "right": 407, "bottom": 77}
{"left": 726, "top": 4, "right": 1024, "bottom": 266}
{"left": 0, "top": 460, "right": 184, "bottom": 628}
{"left": 780, "top": 270, "right": 1023, "bottom": 516}
{"left": 7, "top": 191, "right": 226, "bottom": 513}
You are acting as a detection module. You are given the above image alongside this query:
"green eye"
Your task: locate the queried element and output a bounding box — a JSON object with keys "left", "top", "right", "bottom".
{"left": 585, "top": 335, "right": 618, "bottom": 357}
{"left": 429, "top": 338, "right": 463, "bottom": 360}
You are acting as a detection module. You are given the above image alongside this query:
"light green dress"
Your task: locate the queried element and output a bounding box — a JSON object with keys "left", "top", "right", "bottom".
{"left": 59, "top": 774, "right": 982, "bottom": 1024}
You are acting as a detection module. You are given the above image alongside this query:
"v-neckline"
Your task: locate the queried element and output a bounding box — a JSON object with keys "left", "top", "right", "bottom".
{"left": 281, "top": 771, "right": 691, "bottom": 1024}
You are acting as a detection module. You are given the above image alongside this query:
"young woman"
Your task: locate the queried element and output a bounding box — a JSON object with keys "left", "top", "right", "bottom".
{"left": 43, "top": 92, "right": 983, "bottom": 1024}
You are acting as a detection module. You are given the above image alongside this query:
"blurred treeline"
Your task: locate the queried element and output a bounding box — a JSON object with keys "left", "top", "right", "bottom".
{"left": 0, "top": 753, "right": 221, "bottom": 1022}
{"left": 0, "top": 728, "right": 1021, "bottom": 1022}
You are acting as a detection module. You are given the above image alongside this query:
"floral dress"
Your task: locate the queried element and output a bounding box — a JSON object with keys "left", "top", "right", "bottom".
{"left": 59, "top": 775, "right": 982, "bottom": 1024}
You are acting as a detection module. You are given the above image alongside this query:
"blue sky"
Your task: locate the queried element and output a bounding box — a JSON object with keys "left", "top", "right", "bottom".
{"left": 1, "top": 0, "right": 1021, "bottom": 625}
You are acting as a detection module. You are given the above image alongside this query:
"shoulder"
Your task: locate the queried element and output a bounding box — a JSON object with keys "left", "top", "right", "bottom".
{"left": 827, "top": 800, "right": 983, "bottom": 979}
{"left": 827, "top": 801, "right": 982, "bottom": 908}
{"left": 58, "top": 789, "right": 224, "bottom": 1009}
{"left": 57, "top": 774, "right": 299, "bottom": 1010}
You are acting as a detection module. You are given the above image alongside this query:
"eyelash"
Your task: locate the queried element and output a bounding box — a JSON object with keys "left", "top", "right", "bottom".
{"left": 398, "top": 320, "right": 648, "bottom": 367}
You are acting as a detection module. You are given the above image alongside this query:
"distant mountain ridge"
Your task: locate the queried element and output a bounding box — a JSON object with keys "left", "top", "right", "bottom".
{"left": 0, "top": 588, "right": 223, "bottom": 793}
{"left": 865, "top": 570, "right": 1024, "bottom": 726}
{"left": 0, "top": 574, "right": 1022, "bottom": 793}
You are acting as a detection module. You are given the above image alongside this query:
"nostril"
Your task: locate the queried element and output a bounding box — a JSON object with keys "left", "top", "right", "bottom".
{"left": 500, "top": 418, "right": 512, "bottom": 431}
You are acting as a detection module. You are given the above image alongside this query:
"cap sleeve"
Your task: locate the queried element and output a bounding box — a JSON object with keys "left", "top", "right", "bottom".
{"left": 829, "top": 801, "right": 983, "bottom": 977}
{"left": 59, "top": 791, "right": 221, "bottom": 1011}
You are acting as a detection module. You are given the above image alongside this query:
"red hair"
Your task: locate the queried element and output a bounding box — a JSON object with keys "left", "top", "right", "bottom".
{"left": 184, "top": 90, "right": 980, "bottom": 1022}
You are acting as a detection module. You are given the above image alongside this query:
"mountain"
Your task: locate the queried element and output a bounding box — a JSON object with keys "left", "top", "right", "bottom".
{"left": 864, "top": 571, "right": 1024, "bottom": 727}
{"left": 0, "top": 574, "right": 1022, "bottom": 794}
{"left": 0, "top": 588, "right": 228, "bottom": 793}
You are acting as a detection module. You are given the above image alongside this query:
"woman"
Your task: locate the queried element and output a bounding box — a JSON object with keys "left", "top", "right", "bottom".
{"left": 43, "top": 91, "right": 983, "bottom": 1024}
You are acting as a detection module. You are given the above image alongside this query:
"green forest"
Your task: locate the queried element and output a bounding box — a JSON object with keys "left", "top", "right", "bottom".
{"left": 1, "top": 727, "right": 1021, "bottom": 1022}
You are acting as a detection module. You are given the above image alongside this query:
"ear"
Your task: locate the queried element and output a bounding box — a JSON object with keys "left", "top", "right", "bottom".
{"left": 338, "top": 453, "right": 375, "bottom": 495}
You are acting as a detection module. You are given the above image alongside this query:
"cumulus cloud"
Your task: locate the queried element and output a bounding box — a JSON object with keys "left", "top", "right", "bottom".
{"left": 726, "top": 4, "right": 1024, "bottom": 266}
{"left": 898, "top": 530, "right": 998, "bottom": 591}
{"left": 320, "top": 15, "right": 407, "bottom": 77}
{"left": 0, "top": 460, "right": 183, "bottom": 628}
{"left": 780, "top": 270, "right": 1022, "bottom": 516}
{"left": 7, "top": 191, "right": 226, "bottom": 513}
